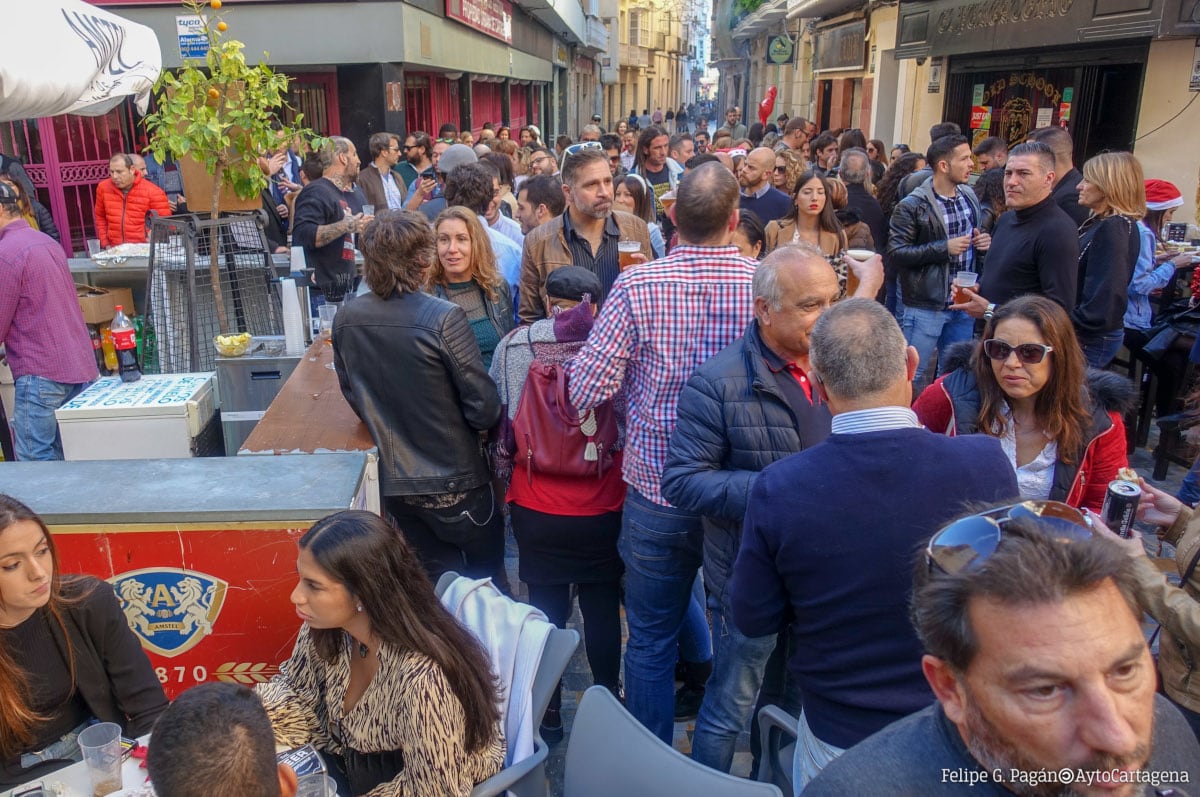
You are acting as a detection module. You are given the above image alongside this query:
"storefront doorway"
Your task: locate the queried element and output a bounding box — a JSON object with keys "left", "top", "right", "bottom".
{"left": 944, "top": 43, "right": 1146, "bottom": 160}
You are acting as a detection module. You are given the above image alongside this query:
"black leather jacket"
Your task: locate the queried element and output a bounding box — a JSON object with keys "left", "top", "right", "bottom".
{"left": 887, "top": 178, "right": 983, "bottom": 310}
{"left": 332, "top": 289, "right": 501, "bottom": 497}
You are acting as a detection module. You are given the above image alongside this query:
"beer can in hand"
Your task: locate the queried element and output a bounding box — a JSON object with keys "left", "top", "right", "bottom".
{"left": 1101, "top": 480, "right": 1141, "bottom": 539}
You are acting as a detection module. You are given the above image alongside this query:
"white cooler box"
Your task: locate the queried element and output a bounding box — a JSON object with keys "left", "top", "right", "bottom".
{"left": 55, "top": 373, "right": 218, "bottom": 460}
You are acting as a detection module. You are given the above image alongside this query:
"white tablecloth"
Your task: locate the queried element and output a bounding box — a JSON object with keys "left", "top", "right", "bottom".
{"left": 4, "top": 736, "right": 152, "bottom": 797}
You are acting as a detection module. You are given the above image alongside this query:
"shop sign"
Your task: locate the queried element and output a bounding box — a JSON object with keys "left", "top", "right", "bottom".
{"left": 936, "top": 0, "right": 1074, "bottom": 36}
{"left": 1058, "top": 102, "right": 1071, "bottom": 122}
{"left": 767, "top": 35, "right": 796, "bottom": 65}
{"left": 1035, "top": 106, "right": 1053, "bottom": 127}
{"left": 445, "top": 0, "right": 513, "bottom": 45}
{"left": 970, "top": 105, "right": 992, "bottom": 129}
{"left": 972, "top": 83, "right": 985, "bottom": 105}
{"left": 175, "top": 15, "right": 207, "bottom": 60}
{"left": 553, "top": 43, "right": 569, "bottom": 67}
{"left": 979, "top": 71, "right": 1064, "bottom": 106}
{"left": 1191, "top": 42, "right": 1200, "bottom": 91}
{"left": 814, "top": 21, "right": 865, "bottom": 72}
{"left": 928, "top": 57, "right": 944, "bottom": 93}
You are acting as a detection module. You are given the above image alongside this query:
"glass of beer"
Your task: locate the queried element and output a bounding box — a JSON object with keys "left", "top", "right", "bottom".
{"left": 618, "top": 240, "right": 641, "bottom": 270}
{"left": 952, "top": 271, "right": 978, "bottom": 304}
{"left": 843, "top": 249, "right": 874, "bottom": 296}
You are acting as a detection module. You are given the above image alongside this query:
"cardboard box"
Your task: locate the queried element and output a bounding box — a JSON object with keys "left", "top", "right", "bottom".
{"left": 76, "top": 285, "right": 136, "bottom": 325}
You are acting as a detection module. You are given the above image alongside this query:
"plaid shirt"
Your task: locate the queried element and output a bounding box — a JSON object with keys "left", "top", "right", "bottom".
{"left": 567, "top": 244, "right": 758, "bottom": 505}
{"left": 935, "top": 189, "right": 977, "bottom": 272}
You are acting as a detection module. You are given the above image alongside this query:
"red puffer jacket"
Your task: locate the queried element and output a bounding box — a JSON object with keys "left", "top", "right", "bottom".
{"left": 93, "top": 174, "right": 171, "bottom": 248}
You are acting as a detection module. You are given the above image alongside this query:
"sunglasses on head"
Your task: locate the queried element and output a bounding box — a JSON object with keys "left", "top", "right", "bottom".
{"left": 982, "top": 339, "right": 1054, "bottom": 364}
{"left": 561, "top": 140, "right": 604, "bottom": 167}
{"left": 926, "top": 501, "right": 1092, "bottom": 575}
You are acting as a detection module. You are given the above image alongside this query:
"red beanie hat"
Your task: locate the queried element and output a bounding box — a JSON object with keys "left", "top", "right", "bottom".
{"left": 1145, "top": 179, "right": 1183, "bottom": 212}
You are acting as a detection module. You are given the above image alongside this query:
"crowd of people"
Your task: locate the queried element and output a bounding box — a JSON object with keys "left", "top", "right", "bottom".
{"left": 4, "top": 103, "right": 1200, "bottom": 797}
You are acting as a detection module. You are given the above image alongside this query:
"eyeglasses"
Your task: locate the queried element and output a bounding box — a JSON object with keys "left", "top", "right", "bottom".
{"left": 982, "top": 339, "right": 1055, "bottom": 364}
{"left": 926, "top": 501, "right": 1092, "bottom": 575}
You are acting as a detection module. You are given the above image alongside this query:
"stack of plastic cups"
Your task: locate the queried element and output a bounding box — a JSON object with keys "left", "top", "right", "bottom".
{"left": 281, "top": 278, "right": 305, "bottom": 356}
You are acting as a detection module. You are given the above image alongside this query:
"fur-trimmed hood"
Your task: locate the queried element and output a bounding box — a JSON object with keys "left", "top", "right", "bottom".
{"left": 936, "top": 339, "right": 1137, "bottom": 414}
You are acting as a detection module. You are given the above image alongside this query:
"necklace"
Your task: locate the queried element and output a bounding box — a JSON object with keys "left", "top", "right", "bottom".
{"left": 358, "top": 641, "right": 369, "bottom": 659}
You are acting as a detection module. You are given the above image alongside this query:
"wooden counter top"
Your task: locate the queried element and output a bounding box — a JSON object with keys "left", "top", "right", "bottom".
{"left": 239, "top": 338, "right": 375, "bottom": 455}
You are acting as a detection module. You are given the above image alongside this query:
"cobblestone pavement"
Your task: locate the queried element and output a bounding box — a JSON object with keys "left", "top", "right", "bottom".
{"left": 504, "top": 431, "right": 1189, "bottom": 796}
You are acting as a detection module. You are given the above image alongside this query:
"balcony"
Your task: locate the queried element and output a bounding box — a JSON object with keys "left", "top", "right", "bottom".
{"left": 650, "top": 31, "right": 666, "bottom": 50}
{"left": 731, "top": 0, "right": 789, "bottom": 41}
{"left": 620, "top": 42, "right": 650, "bottom": 67}
{"left": 584, "top": 16, "right": 609, "bottom": 51}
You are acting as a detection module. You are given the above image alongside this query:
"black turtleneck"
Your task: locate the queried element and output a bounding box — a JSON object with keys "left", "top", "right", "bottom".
{"left": 979, "top": 195, "right": 1079, "bottom": 312}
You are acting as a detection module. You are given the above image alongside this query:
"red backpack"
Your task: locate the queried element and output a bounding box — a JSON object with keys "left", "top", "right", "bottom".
{"left": 510, "top": 350, "right": 618, "bottom": 484}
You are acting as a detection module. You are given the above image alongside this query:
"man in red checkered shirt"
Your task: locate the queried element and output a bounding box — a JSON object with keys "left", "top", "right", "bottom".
{"left": 567, "top": 162, "right": 758, "bottom": 742}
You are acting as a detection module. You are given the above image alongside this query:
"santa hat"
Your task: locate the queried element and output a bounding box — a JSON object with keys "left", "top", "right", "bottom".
{"left": 1145, "top": 179, "right": 1183, "bottom": 211}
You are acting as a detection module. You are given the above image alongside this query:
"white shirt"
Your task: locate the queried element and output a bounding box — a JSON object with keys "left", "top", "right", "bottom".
{"left": 997, "top": 405, "right": 1056, "bottom": 500}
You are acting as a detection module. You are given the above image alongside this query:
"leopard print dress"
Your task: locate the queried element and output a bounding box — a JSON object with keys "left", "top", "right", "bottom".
{"left": 256, "top": 625, "right": 505, "bottom": 796}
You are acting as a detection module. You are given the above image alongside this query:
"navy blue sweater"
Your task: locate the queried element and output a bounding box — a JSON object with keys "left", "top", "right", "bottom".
{"left": 739, "top": 186, "right": 793, "bottom": 224}
{"left": 730, "top": 427, "right": 1018, "bottom": 748}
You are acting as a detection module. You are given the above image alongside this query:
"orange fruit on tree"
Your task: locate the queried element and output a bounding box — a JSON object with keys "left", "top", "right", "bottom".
{"left": 207, "top": 88, "right": 220, "bottom": 100}
{"left": 210, "top": 0, "right": 222, "bottom": 7}
{"left": 216, "top": 20, "right": 228, "bottom": 31}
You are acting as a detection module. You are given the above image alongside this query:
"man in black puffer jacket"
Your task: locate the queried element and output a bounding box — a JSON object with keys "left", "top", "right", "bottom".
{"left": 662, "top": 242, "right": 883, "bottom": 774}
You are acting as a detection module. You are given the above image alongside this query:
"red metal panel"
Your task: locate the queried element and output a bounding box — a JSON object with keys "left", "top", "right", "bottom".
{"left": 54, "top": 525, "right": 306, "bottom": 699}
{"left": 509, "top": 84, "right": 527, "bottom": 130}
{"left": 283, "top": 73, "right": 340, "bottom": 136}
{"left": 408, "top": 73, "right": 459, "bottom": 135}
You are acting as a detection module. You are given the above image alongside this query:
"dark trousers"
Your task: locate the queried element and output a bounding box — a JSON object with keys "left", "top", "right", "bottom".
{"left": 527, "top": 581, "right": 623, "bottom": 713}
{"left": 385, "top": 485, "right": 506, "bottom": 585}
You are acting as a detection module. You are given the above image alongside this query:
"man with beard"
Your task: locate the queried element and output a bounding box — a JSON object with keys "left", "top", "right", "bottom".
{"left": 803, "top": 507, "right": 1200, "bottom": 796}
{"left": 517, "top": 148, "right": 651, "bottom": 323}
{"left": 632, "top": 125, "right": 682, "bottom": 224}
{"left": 737, "top": 146, "right": 791, "bottom": 223}
{"left": 292, "top": 137, "right": 371, "bottom": 301}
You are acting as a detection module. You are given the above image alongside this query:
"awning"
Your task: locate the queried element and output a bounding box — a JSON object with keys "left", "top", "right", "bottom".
{"left": 0, "top": 0, "right": 162, "bottom": 122}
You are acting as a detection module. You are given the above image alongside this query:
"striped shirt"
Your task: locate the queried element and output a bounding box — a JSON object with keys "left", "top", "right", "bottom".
{"left": 830, "top": 406, "right": 922, "bottom": 436}
{"left": 567, "top": 244, "right": 758, "bottom": 505}
{"left": 562, "top": 209, "right": 621, "bottom": 304}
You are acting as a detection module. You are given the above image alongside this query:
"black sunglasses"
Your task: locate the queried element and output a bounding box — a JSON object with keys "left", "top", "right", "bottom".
{"left": 982, "top": 339, "right": 1055, "bottom": 364}
{"left": 926, "top": 501, "right": 1092, "bottom": 574}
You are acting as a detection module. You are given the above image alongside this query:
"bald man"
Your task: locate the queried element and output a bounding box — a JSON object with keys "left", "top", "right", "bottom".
{"left": 738, "top": 146, "right": 792, "bottom": 223}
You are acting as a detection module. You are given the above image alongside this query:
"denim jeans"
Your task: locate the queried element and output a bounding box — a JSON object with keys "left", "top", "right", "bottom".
{"left": 678, "top": 572, "right": 713, "bottom": 665}
{"left": 618, "top": 487, "right": 704, "bottom": 743}
{"left": 1078, "top": 329, "right": 1125, "bottom": 369}
{"left": 691, "top": 582, "right": 779, "bottom": 772}
{"left": 13, "top": 375, "right": 88, "bottom": 461}
{"left": 898, "top": 302, "right": 975, "bottom": 393}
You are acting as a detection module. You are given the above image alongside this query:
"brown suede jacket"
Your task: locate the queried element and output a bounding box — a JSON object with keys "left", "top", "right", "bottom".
{"left": 517, "top": 210, "right": 652, "bottom": 324}
{"left": 1133, "top": 504, "right": 1200, "bottom": 714}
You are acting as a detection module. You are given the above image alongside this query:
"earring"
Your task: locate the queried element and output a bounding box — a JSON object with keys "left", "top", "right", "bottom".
{"left": 357, "top": 604, "right": 363, "bottom": 613}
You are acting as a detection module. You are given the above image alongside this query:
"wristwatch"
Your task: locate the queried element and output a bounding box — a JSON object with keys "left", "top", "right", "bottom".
{"left": 983, "top": 302, "right": 996, "bottom": 321}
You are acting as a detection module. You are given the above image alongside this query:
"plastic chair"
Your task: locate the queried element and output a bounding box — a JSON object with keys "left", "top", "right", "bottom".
{"left": 435, "top": 572, "right": 581, "bottom": 797}
{"left": 564, "top": 685, "right": 783, "bottom": 797}
{"left": 755, "top": 704, "right": 799, "bottom": 795}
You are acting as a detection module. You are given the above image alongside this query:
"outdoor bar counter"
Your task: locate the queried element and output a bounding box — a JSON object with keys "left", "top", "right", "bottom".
{"left": 238, "top": 337, "right": 381, "bottom": 512}
{"left": 0, "top": 452, "right": 374, "bottom": 697}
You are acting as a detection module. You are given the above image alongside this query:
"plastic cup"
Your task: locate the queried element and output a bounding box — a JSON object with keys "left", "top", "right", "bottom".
{"left": 361, "top": 204, "right": 375, "bottom": 217}
{"left": 78, "top": 722, "right": 123, "bottom": 797}
{"left": 296, "top": 774, "right": 338, "bottom": 797}
{"left": 318, "top": 303, "right": 338, "bottom": 341}
{"left": 618, "top": 240, "right": 641, "bottom": 270}
{"left": 953, "top": 270, "right": 978, "bottom": 304}
{"left": 87, "top": 238, "right": 102, "bottom": 257}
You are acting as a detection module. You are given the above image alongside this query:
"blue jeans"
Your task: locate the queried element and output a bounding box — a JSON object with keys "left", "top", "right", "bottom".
{"left": 898, "top": 301, "right": 974, "bottom": 392}
{"left": 691, "top": 581, "right": 780, "bottom": 772}
{"left": 618, "top": 487, "right": 704, "bottom": 743}
{"left": 13, "top": 376, "right": 88, "bottom": 461}
{"left": 679, "top": 572, "right": 712, "bottom": 664}
{"left": 1078, "top": 329, "right": 1125, "bottom": 369}
{"left": 1179, "top": 455, "right": 1200, "bottom": 507}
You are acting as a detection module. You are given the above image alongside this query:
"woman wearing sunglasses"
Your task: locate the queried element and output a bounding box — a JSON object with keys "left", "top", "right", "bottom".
{"left": 913, "top": 295, "right": 1134, "bottom": 511}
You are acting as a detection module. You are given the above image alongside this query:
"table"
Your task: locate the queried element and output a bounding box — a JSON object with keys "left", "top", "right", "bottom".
{"left": 3, "top": 736, "right": 151, "bottom": 797}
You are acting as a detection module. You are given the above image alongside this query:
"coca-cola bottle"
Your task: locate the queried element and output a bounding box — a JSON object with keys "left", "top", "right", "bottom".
{"left": 110, "top": 305, "right": 141, "bottom": 383}
{"left": 88, "top": 325, "right": 108, "bottom": 376}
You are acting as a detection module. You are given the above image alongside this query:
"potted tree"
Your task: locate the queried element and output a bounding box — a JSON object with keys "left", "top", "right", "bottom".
{"left": 143, "top": 0, "right": 310, "bottom": 334}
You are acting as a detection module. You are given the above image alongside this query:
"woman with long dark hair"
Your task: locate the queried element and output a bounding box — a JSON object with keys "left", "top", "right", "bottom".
{"left": 874, "top": 152, "right": 925, "bottom": 219}
{"left": 258, "top": 510, "right": 504, "bottom": 796}
{"left": 0, "top": 494, "right": 166, "bottom": 788}
{"left": 914, "top": 296, "right": 1132, "bottom": 511}
{"left": 763, "top": 170, "right": 846, "bottom": 257}
{"left": 613, "top": 174, "right": 665, "bottom": 258}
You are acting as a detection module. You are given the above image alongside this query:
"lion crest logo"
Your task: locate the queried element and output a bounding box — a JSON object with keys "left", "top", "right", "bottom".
{"left": 109, "top": 569, "right": 227, "bottom": 657}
